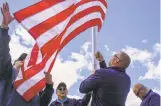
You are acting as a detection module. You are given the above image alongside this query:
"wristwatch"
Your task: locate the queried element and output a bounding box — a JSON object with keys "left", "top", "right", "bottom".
{"left": 1, "top": 24, "right": 8, "bottom": 29}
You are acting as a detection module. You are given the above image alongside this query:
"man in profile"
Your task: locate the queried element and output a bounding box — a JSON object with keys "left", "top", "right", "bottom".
{"left": 133, "top": 83, "right": 160, "bottom": 106}
{"left": 80, "top": 51, "right": 131, "bottom": 106}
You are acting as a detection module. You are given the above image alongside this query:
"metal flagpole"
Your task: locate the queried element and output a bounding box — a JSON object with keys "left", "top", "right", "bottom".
{"left": 88, "top": 26, "right": 98, "bottom": 106}
{"left": 92, "top": 27, "right": 98, "bottom": 71}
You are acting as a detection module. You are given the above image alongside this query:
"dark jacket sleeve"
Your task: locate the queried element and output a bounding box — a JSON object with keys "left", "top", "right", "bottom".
{"left": 149, "top": 94, "right": 160, "bottom": 106}
{"left": 79, "top": 69, "right": 103, "bottom": 93}
{"left": 0, "top": 28, "right": 12, "bottom": 79}
{"left": 73, "top": 92, "right": 91, "bottom": 106}
{"left": 40, "top": 84, "right": 54, "bottom": 106}
{"left": 99, "top": 60, "right": 107, "bottom": 68}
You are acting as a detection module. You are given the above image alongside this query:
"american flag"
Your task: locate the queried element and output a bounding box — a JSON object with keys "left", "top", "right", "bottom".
{"left": 14, "top": 0, "right": 107, "bottom": 101}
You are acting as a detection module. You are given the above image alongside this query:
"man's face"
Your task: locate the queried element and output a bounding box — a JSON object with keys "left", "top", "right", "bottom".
{"left": 133, "top": 87, "right": 146, "bottom": 99}
{"left": 108, "top": 53, "right": 121, "bottom": 67}
{"left": 56, "top": 86, "right": 68, "bottom": 98}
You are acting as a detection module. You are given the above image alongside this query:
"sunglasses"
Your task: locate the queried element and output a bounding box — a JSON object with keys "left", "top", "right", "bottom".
{"left": 114, "top": 54, "right": 122, "bottom": 62}
{"left": 58, "top": 87, "right": 66, "bottom": 91}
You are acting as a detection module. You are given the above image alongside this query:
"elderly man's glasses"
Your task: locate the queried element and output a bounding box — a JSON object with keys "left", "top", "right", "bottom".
{"left": 114, "top": 54, "right": 122, "bottom": 62}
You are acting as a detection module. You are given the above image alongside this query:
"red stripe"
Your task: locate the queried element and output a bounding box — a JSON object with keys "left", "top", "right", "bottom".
{"left": 14, "top": 37, "right": 61, "bottom": 88}
{"left": 23, "top": 78, "right": 46, "bottom": 101}
{"left": 21, "top": 8, "right": 104, "bottom": 82}
{"left": 14, "top": 0, "right": 107, "bottom": 98}
{"left": 28, "top": 4, "right": 75, "bottom": 40}
{"left": 15, "top": 18, "right": 101, "bottom": 92}
{"left": 75, "top": 0, "right": 107, "bottom": 9}
{"left": 54, "top": 3, "right": 105, "bottom": 37}
{"left": 14, "top": 63, "right": 26, "bottom": 89}
{"left": 47, "top": 53, "right": 58, "bottom": 73}
{"left": 41, "top": 35, "right": 61, "bottom": 55}
{"left": 59, "top": 19, "right": 102, "bottom": 52}
{"left": 47, "top": 19, "right": 102, "bottom": 73}
{"left": 70, "top": 6, "right": 105, "bottom": 25}
{"left": 27, "top": 44, "right": 39, "bottom": 67}
{"left": 24, "top": 38, "right": 61, "bottom": 79}
{"left": 98, "top": 0, "right": 108, "bottom": 8}
{"left": 14, "top": 16, "right": 103, "bottom": 89}
{"left": 14, "top": 0, "right": 64, "bottom": 22}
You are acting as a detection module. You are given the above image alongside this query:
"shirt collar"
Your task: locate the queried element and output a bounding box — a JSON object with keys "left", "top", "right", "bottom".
{"left": 142, "top": 89, "right": 152, "bottom": 100}
{"left": 109, "top": 66, "right": 126, "bottom": 72}
{"left": 56, "top": 97, "right": 68, "bottom": 104}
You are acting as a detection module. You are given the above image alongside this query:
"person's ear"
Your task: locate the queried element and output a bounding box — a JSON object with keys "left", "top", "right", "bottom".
{"left": 113, "top": 59, "right": 119, "bottom": 65}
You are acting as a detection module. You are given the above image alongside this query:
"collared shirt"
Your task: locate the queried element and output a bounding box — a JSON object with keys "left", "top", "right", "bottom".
{"left": 50, "top": 93, "right": 91, "bottom": 106}
{"left": 79, "top": 64, "right": 131, "bottom": 106}
{"left": 56, "top": 97, "right": 68, "bottom": 104}
{"left": 141, "top": 89, "right": 160, "bottom": 106}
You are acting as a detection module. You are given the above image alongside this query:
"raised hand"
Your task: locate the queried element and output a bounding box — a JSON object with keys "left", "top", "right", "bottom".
{"left": 95, "top": 51, "right": 104, "bottom": 62}
{"left": 44, "top": 72, "right": 53, "bottom": 85}
{"left": 1, "top": 2, "right": 14, "bottom": 27}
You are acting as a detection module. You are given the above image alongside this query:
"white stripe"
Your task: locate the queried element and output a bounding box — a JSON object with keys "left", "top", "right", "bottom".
{"left": 36, "top": 1, "right": 106, "bottom": 48}
{"left": 15, "top": 68, "right": 23, "bottom": 81}
{"left": 15, "top": 0, "right": 107, "bottom": 96}
{"left": 36, "top": 50, "right": 42, "bottom": 64}
{"left": 75, "top": 1, "right": 107, "bottom": 15}
{"left": 16, "top": 51, "right": 58, "bottom": 95}
{"left": 36, "top": 16, "right": 72, "bottom": 48}
{"left": 21, "top": 1, "right": 74, "bottom": 29}
{"left": 61, "top": 12, "right": 103, "bottom": 43}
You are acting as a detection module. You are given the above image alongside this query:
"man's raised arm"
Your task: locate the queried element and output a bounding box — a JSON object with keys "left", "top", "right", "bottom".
{"left": 0, "top": 2, "right": 14, "bottom": 79}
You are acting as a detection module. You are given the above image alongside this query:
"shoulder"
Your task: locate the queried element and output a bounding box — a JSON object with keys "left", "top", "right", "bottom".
{"left": 146, "top": 91, "right": 160, "bottom": 105}
{"left": 150, "top": 91, "right": 160, "bottom": 99}
{"left": 95, "top": 68, "right": 110, "bottom": 73}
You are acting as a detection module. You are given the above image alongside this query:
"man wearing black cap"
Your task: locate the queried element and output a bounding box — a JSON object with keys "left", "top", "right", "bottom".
{"left": 50, "top": 82, "right": 91, "bottom": 106}
{"left": 0, "top": 2, "right": 54, "bottom": 106}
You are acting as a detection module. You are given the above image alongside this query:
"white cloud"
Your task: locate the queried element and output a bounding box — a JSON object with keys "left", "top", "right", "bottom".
{"left": 152, "top": 43, "right": 161, "bottom": 58}
{"left": 14, "top": 25, "right": 35, "bottom": 46}
{"left": 122, "top": 46, "right": 152, "bottom": 64}
{"left": 122, "top": 43, "right": 160, "bottom": 80}
{"left": 9, "top": 25, "right": 34, "bottom": 62}
{"left": 104, "top": 45, "right": 110, "bottom": 51}
{"left": 9, "top": 25, "right": 93, "bottom": 95}
{"left": 141, "top": 39, "right": 148, "bottom": 43}
{"left": 153, "top": 43, "right": 161, "bottom": 52}
{"left": 51, "top": 42, "right": 92, "bottom": 89}
{"left": 139, "top": 60, "right": 161, "bottom": 80}
{"left": 126, "top": 89, "right": 141, "bottom": 106}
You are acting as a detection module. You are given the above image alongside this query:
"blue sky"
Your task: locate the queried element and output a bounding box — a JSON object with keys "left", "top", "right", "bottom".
{"left": 0, "top": 0, "right": 160, "bottom": 106}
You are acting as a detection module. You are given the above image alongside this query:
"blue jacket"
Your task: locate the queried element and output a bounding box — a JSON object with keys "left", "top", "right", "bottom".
{"left": 0, "top": 28, "right": 54, "bottom": 106}
{"left": 79, "top": 61, "right": 131, "bottom": 106}
{"left": 50, "top": 92, "right": 91, "bottom": 106}
{"left": 141, "top": 89, "right": 160, "bottom": 106}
